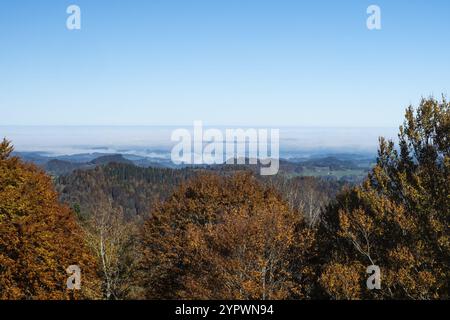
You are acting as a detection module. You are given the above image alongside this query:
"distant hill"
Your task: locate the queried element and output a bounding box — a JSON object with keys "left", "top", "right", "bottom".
{"left": 89, "top": 154, "right": 134, "bottom": 165}
{"left": 14, "top": 151, "right": 374, "bottom": 183}
{"left": 293, "top": 156, "right": 359, "bottom": 170}
{"left": 56, "top": 163, "right": 197, "bottom": 218}
{"left": 12, "top": 151, "right": 53, "bottom": 166}
{"left": 44, "top": 159, "right": 88, "bottom": 176}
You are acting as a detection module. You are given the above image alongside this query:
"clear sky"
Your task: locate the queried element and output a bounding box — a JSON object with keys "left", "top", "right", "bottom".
{"left": 0, "top": 0, "right": 449, "bottom": 126}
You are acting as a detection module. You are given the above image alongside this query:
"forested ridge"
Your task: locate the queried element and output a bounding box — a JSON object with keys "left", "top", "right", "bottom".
{"left": 0, "top": 97, "right": 448, "bottom": 299}
{"left": 56, "top": 163, "right": 197, "bottom": 219}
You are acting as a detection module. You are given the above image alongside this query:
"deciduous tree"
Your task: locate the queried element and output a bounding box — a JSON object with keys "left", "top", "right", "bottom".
{"left": 318, "top": 97, "right": 449, "bottom": 299}
{"left": 139, "top": 173, "right": 315, "bottom": 299}
{"left": 0, "top": 139, "right": 99, "bottom": 299}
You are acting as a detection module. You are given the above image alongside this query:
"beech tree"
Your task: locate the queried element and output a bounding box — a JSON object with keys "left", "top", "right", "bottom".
{"left": 0, "top": 139, "right": 99, "bottom": 299}
{"left": 139, "top": 172, "right": 315, "bottom": 299}
{"left": 82, "top": 195, "right": 140, "bottom": 299}
{"left": 318, "top": 97, "right": 449, "bottom": 299}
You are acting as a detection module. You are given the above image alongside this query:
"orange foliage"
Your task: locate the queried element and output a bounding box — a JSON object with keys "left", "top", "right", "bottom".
{"left": 139, "top": 172, "right": 315, "bottom": 299}
{"left": 318, "top": 98, "right": 449, "bottom": 299}
{"left": 0, "top": 139, "right": 99, "bottom": 299}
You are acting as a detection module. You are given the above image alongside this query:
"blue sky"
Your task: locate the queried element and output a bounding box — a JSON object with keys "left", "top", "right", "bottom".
{"left": 0, "top": 0, "right": 449, "bottom": 126}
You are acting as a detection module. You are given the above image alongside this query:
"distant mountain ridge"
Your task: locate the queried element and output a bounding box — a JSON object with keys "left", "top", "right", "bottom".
{"left": 44, "top": 159, "right": 87, "bottom": 176}
{"left": 13, "top": 150, "right": 374, "bottom": 182}
{"left": 89, "top": 154, "right": 134, "bottom": 165}
{"left": 13, "top": 151, "right": 177, "bottom": 176}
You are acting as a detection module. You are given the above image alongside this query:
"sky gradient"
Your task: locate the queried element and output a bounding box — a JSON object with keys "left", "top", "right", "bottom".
{"left": 0, "top": 0, "right": 449, "bottom": 126}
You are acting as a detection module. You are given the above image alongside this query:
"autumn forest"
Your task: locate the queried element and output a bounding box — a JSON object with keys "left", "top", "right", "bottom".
{"left": 0, "top": 98, "right": 449, "bottom": 300}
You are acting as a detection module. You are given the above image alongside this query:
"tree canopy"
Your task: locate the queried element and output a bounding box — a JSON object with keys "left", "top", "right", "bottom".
{"left": 139, "top": 172, "right": 315, "bottom": 299}
{"left": 0, "top": 139, "right": 99, "bottom": 299}
{"left": 318, "top": 97, "right": 449, "bottom": 299}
